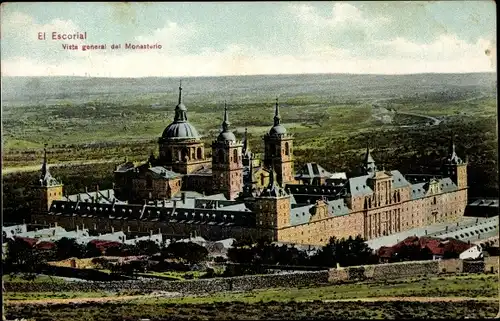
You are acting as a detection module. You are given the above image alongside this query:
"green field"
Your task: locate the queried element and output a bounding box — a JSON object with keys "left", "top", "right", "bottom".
{"left": 4, "top": 274, "right": 499, "bottom": 320}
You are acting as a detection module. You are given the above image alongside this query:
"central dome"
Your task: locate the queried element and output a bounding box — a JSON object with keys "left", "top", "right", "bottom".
{"left": 162, "top": 122, "right": 199, "bottom": 140}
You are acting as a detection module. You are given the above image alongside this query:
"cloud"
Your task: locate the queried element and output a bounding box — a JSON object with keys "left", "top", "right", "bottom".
{"left": 0, "top": 6, "right": 495, "bottom": 77}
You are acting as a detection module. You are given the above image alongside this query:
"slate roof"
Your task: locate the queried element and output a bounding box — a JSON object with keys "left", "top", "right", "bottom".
{"left": 346, "top": 174, "right": 373, "bottom": 197}
{"left": 64, "top": 189, "right": 124, "bottom": 205}
{"left": 411, "top": 183, "right": 427, "bottom": 200}
{"left": 295, "top": 163, "right": 332, "bottom": 179}
{"left": 200, "top": 193, "right": 228, "bottom": 201}
{"left": 290, "top": 205, "right": 314, "bottom": 226}
{"left": 327, "top": 199, "right": 350, "bottom": 217}
{"left": 149, "top": 167, "right": 180, "bottom": 179}
{"left": 390, "top": 170, "right": 411, "bottom": 188}
{"left": 438, "top": 177, "right": 458, "bottom": 193}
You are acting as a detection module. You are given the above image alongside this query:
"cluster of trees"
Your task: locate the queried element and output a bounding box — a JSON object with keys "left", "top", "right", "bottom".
{"left": 3, "top": 237, "right": 209, "bottom": 279}
{"left": 226, "top": 236, "right": 378, "bottom": 276}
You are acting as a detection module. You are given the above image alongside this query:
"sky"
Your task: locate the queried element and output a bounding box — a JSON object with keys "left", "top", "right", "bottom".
{"left": 1, "top": 1, "right": 497, "bottom": 77}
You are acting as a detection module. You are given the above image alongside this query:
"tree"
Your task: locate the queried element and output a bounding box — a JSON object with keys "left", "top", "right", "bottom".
{"left": 134, "top": 240, "right": 160, "bottom": 256}
{"left": 166, "top": 242, "right": 208, "bottom": 264}
{"left": 3, "top": 238, "right": 49, "bottom": 279}
{"left": 311, "top": 235, "right": 376, "bottom": 268}
{"left": 84, "top": 242, "right": 103, "bottom": 258}
{"left": 55, "top": 237, "right": 85, "bottom": 260}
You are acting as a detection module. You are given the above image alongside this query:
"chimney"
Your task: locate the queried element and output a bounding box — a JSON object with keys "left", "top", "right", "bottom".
{"left": 182, "top": 192, "right": 186, "bottom": 204}
{"left": 77, "top": 225, "right": 79, "bottom": 232}
{"left": 94, "top": 223, "right": 97, "bottom": 230}
{"left": 150, "top": 230, "right": 153, "bottom": 237}
{"left": 112, "top": 182, "right": 115, "bottom": 190}
{"left": 96, "top": 184, "right": 99, "bottom": 193}
{"left": 111, "top": 226, "right": 114, "bottom": 233}
{"left": 127, "top": 226, "right": 131, "bottom": 233}
{"left": 107, "top": 189, "right": 110, "bottom": 198}
{"left": 55, "top": 222, "right": 58, "bottom": 227}
{"left": 173, "top": 199, "right": 177, "bottom": 208}
{"left": 85, "top": 186, "right": 88, "bottom": 193}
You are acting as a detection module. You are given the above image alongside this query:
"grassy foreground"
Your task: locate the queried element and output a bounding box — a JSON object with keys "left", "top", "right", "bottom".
{"left": 4, "top": 274, "right": 499, "bottom": 320}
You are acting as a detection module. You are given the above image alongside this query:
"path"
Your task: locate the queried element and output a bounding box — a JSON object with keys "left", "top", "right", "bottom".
{"left": 395, "top": 111, "right": 442, "bottom": 126}
{"left": 2, "top": 159, "right": 119, "bottom": 175}
{"left": 5, "top": 295, "right": 497, "bottom": 306}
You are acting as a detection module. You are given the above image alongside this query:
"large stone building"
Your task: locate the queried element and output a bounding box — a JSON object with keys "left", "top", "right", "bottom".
{"left": 32, "top": 83, "right": 469, "bottom": 246}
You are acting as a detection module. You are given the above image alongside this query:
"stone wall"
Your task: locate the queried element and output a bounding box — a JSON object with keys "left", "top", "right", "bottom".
{"left": 438, "top": 259, "right": 463, "bottom": 274}
{"left": 484, "top": 256, "right": 499, "bottom": 274}
{"left": 328, "top": 258, "right": 494, "bottom": 283}
{"left": 4, "top": 271, "right": 329, "bottom": 293}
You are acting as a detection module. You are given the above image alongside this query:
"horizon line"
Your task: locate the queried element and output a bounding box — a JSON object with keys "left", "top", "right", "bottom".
{"left": 1, "top": 71, "right": 496, "bottom": 79}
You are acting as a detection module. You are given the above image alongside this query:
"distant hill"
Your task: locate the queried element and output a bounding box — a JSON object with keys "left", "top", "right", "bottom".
{"left": 1, "top": 73, "right": 496, "bottom": 106}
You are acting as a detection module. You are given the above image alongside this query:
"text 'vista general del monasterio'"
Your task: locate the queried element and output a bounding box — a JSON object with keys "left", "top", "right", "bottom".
{"left": 38, "top": 31, "right": 162, "bottom": 51}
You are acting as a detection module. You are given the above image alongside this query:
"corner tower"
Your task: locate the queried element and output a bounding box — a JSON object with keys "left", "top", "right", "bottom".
{"left": 254, "top": 167, "right": 291, "bottom": 240}
{"left": 263, "top": 98, "right": 294, "bottom": 186}
{"left": 443, "top": 137, "right": 468, "bottom": 189}
{"left": 37, "top": 144, "right": 63, "bottom": 213}
{"left": 158, "top": 80, "right": 210, "bottom": 174}
{"left": 211, "top": 103, "right": 244, "bottom": 200}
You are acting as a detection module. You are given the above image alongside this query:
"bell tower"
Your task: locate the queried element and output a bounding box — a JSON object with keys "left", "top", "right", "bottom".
{"left": 443, "top": 137, "right": 468, "bottom": 189}
{"left": 263, "top": 98, "right": 294, "bottom": 186}
{"left": 37, "top": 144, "right": 64, "bottom": 213}
{"left": 211, "top": 103, "right": 244, "bottom": 200}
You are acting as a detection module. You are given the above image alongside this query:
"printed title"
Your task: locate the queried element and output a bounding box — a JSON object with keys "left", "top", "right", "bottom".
{"left": 38, "top": 32, "right": 162, "bottom": 51}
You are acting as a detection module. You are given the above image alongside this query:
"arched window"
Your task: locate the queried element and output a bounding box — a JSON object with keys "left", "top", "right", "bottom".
{"left": 233, "top": 149, "right": 238, "bottom": 164}
{"left": 166, "top": 149, "right": 172, "bottom": 162}
{"left": 261, "top": 173, "right": 265, "bottom": 186}
{"left": 197, "top": 147, "right": 203, "bottom": 159}
{"left": 218, "top": 149, "right": 225, "bottom": 163}
{"left": 181, "top": 148, "right": 189, "bottom": 161}
{"left": 285, "top": 142, "right": 290, "bottom": 156}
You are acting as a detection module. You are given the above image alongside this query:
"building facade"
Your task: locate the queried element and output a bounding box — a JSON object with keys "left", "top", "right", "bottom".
{"left": 32, "top": 83, "right": 469, "bottom": 246}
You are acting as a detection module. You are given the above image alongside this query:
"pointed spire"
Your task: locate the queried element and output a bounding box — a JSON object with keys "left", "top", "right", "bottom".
{"left": 273, "top": 96, "right": 281, "bottom": 126}
{"left": 41, "top": 143, "right": 48, "bottom": 179}
{"left": 174, "top": 79, "right": 188, "bottom": 122}
{"left": 446, "top": 134, "right": 463, "bottom": 164}
{"left": 364, "top": 145, "right": 375, "bottom": 164}
{"left": 449, "top": 135, "right": 456, "bottom": 156}
{"left": 363, "top": 145, "right": 377, "bottom": 174}
{"left": 178, "top": 79, "right": 183, "bottom": 105}
{"left": 242, "top": 127, "right": 248, "bottom": 154}
{"left": 222, "top": 101, "right": 230, "bottom": 132}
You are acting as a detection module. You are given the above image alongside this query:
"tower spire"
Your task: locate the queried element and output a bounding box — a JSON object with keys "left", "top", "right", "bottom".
{"left": 273, "top": 97, "right": 281, "bottom": 126}
{"left": 174, "top": 79, "right": 188, "bottom": 122}
{"left": 178, "top": 79, "right": 183, "bottom": 105}
{"left": 243, "top": 127, "right": 248, "bottom": 153}
{"left": 41, "top": 143, "right": 48, "bottom": 179}
{"left": 221, "top": 101, "right": 230, "bottom": 132}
